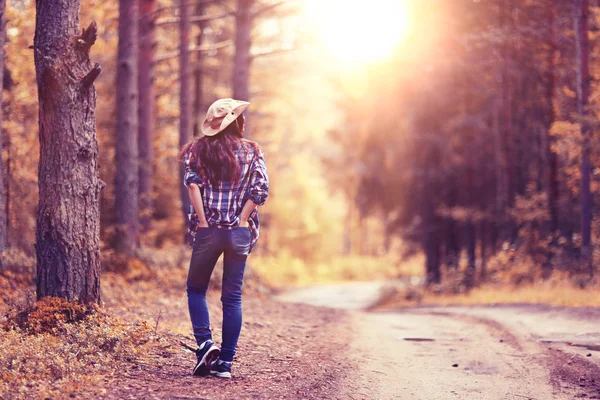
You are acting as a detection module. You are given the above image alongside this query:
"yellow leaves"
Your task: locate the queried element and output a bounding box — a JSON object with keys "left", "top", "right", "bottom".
{"left": 550, "top": 120, "right": 580, "bottom": 139}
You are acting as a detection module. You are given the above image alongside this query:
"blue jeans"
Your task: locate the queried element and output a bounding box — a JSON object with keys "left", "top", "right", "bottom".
{"left": 186, "top": 226, "right": 251, "bottom": 362}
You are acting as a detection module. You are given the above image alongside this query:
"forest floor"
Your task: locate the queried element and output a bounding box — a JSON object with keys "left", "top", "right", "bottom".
{"left": 1, "top": 250, "right": 600, "bottom": 399}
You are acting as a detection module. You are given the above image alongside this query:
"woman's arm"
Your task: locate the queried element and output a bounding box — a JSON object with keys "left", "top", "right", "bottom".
{"left": 239, "top": 200, "right": 258, "bottom": 227}
{"left": 188, "top": 184, "right": 209, "bottom": 227}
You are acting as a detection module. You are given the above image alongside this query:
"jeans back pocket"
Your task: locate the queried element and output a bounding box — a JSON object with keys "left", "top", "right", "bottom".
{"left": 192, "top": 227, "right": 214, "bottom": 254}
{"left": 230, "top": 228, "right": 251, "bottom": 256}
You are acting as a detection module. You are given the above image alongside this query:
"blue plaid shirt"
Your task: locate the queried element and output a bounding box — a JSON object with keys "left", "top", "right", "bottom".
{"left": 183, "top": 140, "right": 269, "bottom": 250}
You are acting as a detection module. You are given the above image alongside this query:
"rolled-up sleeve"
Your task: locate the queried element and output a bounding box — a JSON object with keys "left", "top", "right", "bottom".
{"left": 183, "top": 151, "right": 204, "bottom": 188}
{"left": 248, "top": 150, "right": 269, "bottom": 206}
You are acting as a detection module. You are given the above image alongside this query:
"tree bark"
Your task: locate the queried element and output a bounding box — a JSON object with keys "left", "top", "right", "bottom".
{"left": 179, "top": 0, "right": 192, "bottom": 228}
{"left": 115, "top": 0, "right": 139, "bottom": 255}
{"left": 233, "top": 0, "right": 252, "bottom": 133}
{"left": 138, "top": 0, "right": 157, "bottom": 232}
{"left": 574, "top": 0, "right": 592, "bottom": 272}
{"left": 0, "top": 0, "right": 6, "bottom": 253}
{"left": 34, "top": 1, "right": 103, "bottom": 303}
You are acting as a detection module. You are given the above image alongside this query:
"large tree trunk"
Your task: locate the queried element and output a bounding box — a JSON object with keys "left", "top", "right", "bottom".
{"left": 34, "top": 1, "right": 103, "bottom": 303}
{"left": 115, "top": 0, "right": 139, "bottom": 255}
{"left": 138, "top": 0, "right": 157, "bottom": 232}
{"left": 574, "top": 0, "right": 592, "bottom": 273}
{"left": 192, "top": 1, "right": 207, "bottom": 138}
{"left": 0, "top": 0, "right": 6, "bottom": 253}
{"left": 179, "top": 0, "right": 192, "bottom": 228}
{"left": 233, "top": 0, "right": 252, "bottom": 133}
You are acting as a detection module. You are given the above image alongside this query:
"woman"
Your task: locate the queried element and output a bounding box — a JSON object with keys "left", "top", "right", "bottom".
{"left": 180, "top": 98, "right": 269, "bottom": 379}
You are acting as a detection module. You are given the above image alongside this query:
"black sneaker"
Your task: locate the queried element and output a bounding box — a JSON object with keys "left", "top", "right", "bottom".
{"left": 210, "top": 359, "right": 232, "bottom": 379}
{"left": 193, "top": 340, "right": 220, "bottom": 376}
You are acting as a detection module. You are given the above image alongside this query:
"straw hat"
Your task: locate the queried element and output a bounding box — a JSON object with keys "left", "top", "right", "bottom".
{"left": 201, "top": 98, "right": 250, "bottom": 137}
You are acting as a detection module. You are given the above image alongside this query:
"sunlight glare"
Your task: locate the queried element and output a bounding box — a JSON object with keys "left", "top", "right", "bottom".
{"left": 306, "top": 0, "right": 412, "bottom": 64}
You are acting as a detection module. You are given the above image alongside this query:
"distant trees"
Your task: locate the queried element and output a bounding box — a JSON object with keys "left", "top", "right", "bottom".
{"left": 335, "top": 0, "right": 599, "bottom": 286}
{"left": 1, "top": 0, "right": 304, "bottom": 272}
{"left": 115, "top": 0, "right": 139, "bottom": 255}
{"left": 34, "top": 0, "right": 102, "bottom": 302}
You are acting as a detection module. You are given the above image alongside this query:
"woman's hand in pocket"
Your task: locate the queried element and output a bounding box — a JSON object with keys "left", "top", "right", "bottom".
{"left": 239, "top": 219, "right": 250, "bottom": 228}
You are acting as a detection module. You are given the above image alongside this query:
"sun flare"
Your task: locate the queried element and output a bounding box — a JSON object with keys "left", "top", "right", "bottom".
{"left": 306, "top": 0, "right": 412, "bottom": 64}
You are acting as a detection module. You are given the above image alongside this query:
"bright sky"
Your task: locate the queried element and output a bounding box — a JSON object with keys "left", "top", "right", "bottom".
{"left": 304, "top": 0, "right": 412, "bottom": 65}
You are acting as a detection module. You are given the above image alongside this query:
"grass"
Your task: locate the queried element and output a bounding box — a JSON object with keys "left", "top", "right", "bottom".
{"left": 251, "top": 252, "right": 424, "bottom": 288}
{"left": 372, "top": 272, "right": 600, "bottom": 310}
{"left": 0, "top": 297, "right": 156, "bottom": 399}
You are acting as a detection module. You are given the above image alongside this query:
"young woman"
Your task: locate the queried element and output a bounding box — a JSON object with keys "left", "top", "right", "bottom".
{"left": 180, "top": 98, "right": 269, "bottom": 378}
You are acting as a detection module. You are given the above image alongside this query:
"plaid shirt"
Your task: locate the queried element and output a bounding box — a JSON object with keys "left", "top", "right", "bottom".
{"left": 183, "top": 140, "right": 269, "bottom": 250}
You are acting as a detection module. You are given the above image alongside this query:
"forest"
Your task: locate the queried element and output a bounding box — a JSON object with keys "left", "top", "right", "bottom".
{"left": 0, "top": 0, "right": 599, "bottom": 398}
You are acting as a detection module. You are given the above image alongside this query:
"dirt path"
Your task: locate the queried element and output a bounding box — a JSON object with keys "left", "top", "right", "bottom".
{"left": 280, "top": 285, "right": 600, "bottom": 400}
{"left": 340, "top": 308, "right": 600, "bottom": 399}
{"left": 101, "top": 294, "right": 353, "bottom": 400}
{"left": 98, "top": 280, "right": 599, "bottom": 400}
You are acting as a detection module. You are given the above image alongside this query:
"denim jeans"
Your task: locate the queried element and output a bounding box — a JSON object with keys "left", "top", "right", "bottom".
{"left": 186, "top": 226, "right": 251, "bottom": 362}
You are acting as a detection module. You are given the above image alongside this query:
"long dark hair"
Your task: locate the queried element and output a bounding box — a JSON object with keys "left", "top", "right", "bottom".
{"left": 180, "top": 114, "right": 245, "bottom": 187}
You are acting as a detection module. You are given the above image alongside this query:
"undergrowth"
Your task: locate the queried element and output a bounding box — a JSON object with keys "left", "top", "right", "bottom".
{"left": 0, "top": 244, "right": 272, "bottom": 399}
{"left": 0, "top": 297, "right": 154, "bottom": 399}
{"left": 372, "top": 246, "right": 600, "bottom": 309}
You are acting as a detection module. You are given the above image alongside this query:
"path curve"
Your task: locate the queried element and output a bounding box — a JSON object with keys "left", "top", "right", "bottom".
{"left": 280, "top": 284, "right": 600, "bottom": 400}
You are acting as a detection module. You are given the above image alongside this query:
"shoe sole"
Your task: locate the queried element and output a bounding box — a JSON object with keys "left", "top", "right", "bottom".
{"left": 210, "top": 370, "right": 231, "bottom": 379}
{"left": 193, "top": 346, "right": 220, "bottom": 376}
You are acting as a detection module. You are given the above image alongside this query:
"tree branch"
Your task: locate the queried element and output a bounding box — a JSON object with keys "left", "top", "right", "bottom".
{"left": 156, "top": 11, "right": 233, "bottom": 27}
{"left": 81, "top": 63, "right": 102, "bottom": 89}
{"left": 252, "top": 0, "right": 298, "bottom": 19}
{"left": 155, "top": 40, "right": 232, "bottom": 63}
{"left": 251, "top": 46, "right": 295, "bottom": 61}
{"left": 151, "top": 0, "right": 229, "bottom": 17}
{"left": 75, "top": 21, "right": 98, "bottom": 52}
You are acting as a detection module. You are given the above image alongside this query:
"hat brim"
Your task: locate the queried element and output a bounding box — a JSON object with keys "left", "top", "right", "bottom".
{"left": 201, "top": 101, "right": 250, "bottom": 137}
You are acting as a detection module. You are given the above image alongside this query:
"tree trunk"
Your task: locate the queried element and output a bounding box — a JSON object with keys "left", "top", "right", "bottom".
{"left": 233, "top": 0, "right": 252, "bottom": 134}
{"left": 574, "top": 0, "right": 592, "bottom": 273}
{"left": 479, "top": 220, "right": 487, "bottom": 282}
{"left": 424, "top": 228, "right": 442, "bottom": 285}
{"left": 192, "top": 2, "right": 206, "bottom": 138}
{"left": 0, "top": 0, "right": 6, "bottom": 253}
{"left": 115, "top": 0, "right": 139, "bottom": 255}
{"left": 179, "top": 0, "right": 192, "bottom": 229}
{"left": 138, "top": 0, "right": 157, "bottom": 232}
{"left": 464, "top": 221, "right": 476, "bottom": 288}
{"left": 501, "top": 0, "right": 514, "bottom": 211}
{"left": 546, "top": 5, "right": 559, "bottom": 233}
{"left": 445, "top": 220, "right": 460, "bottom": 270}
{"left": 34, "top": 1, "right": 103, "bottom": 303}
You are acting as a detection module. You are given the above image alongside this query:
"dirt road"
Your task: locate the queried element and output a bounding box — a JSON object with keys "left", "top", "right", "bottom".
{"left": 280, "top": 283, "right": 600, "bottom": 400}
{"left": 98, "top": 281, "right": 599, "bottom": 400}
{"left": 340, "top": 307, "right": 600, "bottom": 399}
